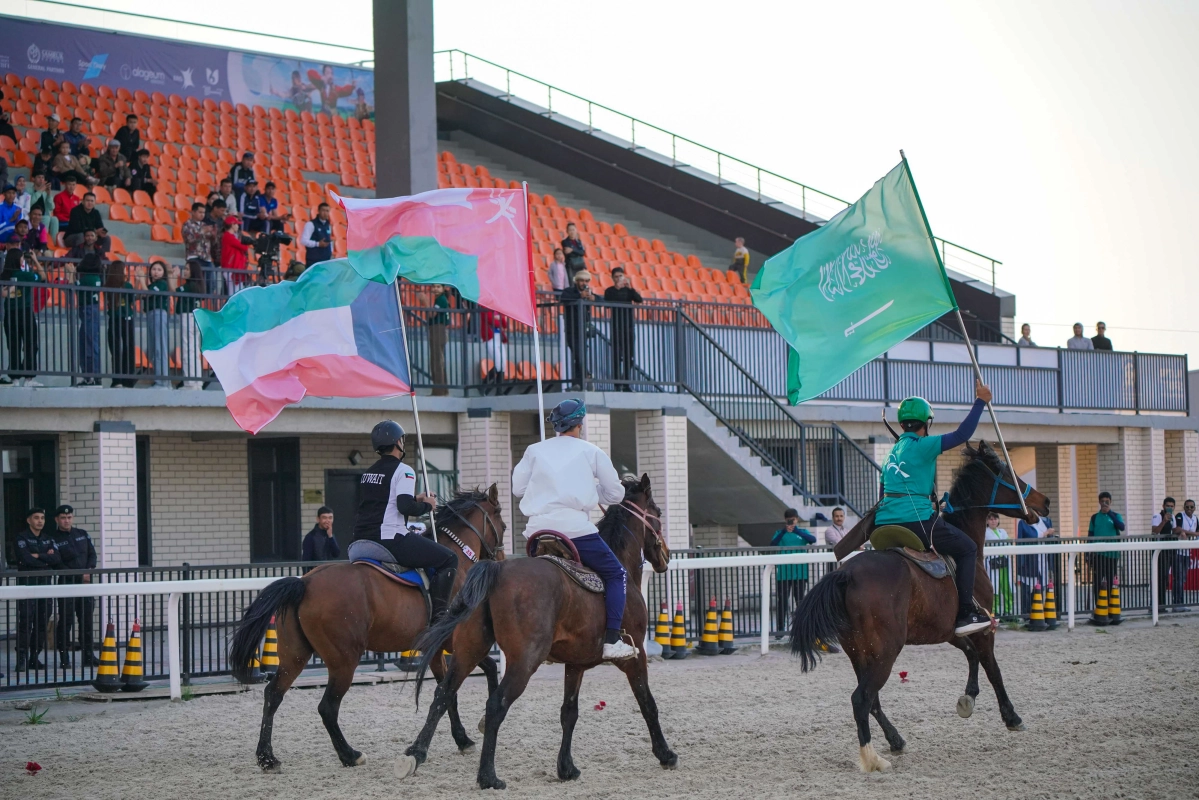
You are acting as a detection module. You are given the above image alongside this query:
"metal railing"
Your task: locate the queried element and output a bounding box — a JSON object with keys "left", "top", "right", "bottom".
{"left": 434, "top": 49, "right": 1002, "bottom": 290}
{"left": 2, "top": 538, "right": 1191, "bottom": 693}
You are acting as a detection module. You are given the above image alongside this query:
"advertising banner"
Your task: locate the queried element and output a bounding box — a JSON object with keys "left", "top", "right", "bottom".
{"left": 0, "top": 16, "right": 374, "bottom": 119}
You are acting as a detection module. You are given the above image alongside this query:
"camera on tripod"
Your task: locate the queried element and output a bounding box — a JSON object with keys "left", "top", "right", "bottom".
{"left": 253, "top": 231, "right": 293, "bottom": 284}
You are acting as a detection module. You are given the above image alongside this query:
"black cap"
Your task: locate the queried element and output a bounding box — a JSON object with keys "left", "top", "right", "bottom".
{"left": 55, "top": 504, "right": 74, "bottom": 516}
{"left": 27, "top": 507, "right": 45, "bottom": 518}
{"left": 243, "top": 151, "right": 254, "bottom": 159}
{"left": 246, "top": 178, "right": 258, "bottom": 185}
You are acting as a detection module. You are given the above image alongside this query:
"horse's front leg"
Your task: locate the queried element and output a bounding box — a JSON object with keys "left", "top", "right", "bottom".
{"left": 950, "top": 636, "right": 981, "bottom": 718}
{"left": 433, "top": 654, "right": 476, "bottom": 752}
{"left": 971, "top": 630, "right": 1024, "bottom": 731}
{"left": 618, "top": 650, "right": 678, "bottom": 769}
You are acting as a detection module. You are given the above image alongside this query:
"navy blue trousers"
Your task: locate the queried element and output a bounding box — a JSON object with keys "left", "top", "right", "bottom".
{"left": 573, "top": 533, "right": 627, "bottom": 631}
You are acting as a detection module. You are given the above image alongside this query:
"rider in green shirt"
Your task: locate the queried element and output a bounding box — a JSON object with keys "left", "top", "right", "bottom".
{"left": 877, "top": 379, "right": 993, "bottom": 636}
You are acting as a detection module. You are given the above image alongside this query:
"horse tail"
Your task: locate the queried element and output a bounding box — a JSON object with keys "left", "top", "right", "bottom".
{"left": 229, "top": 576, "right": 307, "bottom": 684}
{"left": 790, "top": 569, "right": 851, "bottom": 672}
{"left": 411, "top": 560, "right": 504, "bottom": 707}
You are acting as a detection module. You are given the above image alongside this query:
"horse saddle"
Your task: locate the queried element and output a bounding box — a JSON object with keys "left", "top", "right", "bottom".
{"left": 868, "top": 525, "right": 952, "bottom": 580}
{"left": 525, "top": 531, "right": 605, "bottom": 594}
{"left": 347, "top": 540, "right": 431, "bottom": 590}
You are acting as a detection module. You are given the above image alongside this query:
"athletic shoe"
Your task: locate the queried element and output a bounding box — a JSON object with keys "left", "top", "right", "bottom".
{"left": 0, "top": 375, "right": 12, "bottom": 386}
{"left": 954, "top": 611, "right": 991, "bottom": 636}
{"left": 602, "top": 640, "right": 638, "bottom": 661}
{"left": 1174, "top": 606, "right": 1190, "bottom": 613}
{"left": 24, "top": 379, "right": 43, "bottom": 388}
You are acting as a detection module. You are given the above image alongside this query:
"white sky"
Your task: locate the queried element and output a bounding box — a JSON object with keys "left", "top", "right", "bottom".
{"left": 5, "top": 0, "right": 1198, "bottom": 359}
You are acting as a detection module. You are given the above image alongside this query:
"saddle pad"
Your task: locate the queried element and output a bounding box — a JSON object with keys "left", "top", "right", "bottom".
{"left": 889, "top": 547, "right": 951, "bottom": 580}
{"left": 352, "top": 559, "right": 427, "bottom": 588}
{"left": 870, "top": 525, "right": 926, "bottom": 552}
{"left": 539, "top": 555, "right": 604, "bottom": 593}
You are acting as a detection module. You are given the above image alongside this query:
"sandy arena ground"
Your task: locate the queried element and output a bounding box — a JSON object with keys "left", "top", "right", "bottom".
{"left": 4, "top": 615, "right": 1199, "bottom": 799}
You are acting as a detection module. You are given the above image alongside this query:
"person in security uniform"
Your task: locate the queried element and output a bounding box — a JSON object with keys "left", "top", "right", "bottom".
{"left": 511, "top": 399, "right": 637, "bottom": 661}
{"left": 351, "top": 420, "right": 458, "bottom": 620}
{"left": 50, "top": 504, "right": 100, "bottom": 668}
{"left": 14, "top": 507, "right": 60, "bottom": 672}
{"left": 874, "top": 379, "right": 994, "bottom": 636}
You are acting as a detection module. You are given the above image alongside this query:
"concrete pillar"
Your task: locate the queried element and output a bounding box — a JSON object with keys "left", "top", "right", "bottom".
{"left": 1034, "top": 445, "right": 1076, "bottom": 539}
{"left": 1098, "top": 427, "right": 1163, "bottom": 535}
{"left": 63, "top": 423, "right": 138, "bottom": 568}
{"left": 507, "top": 413, "right": 540, "bottom": 553}
{"left": 457, "top": 410, "right": 513, "bottom": 555}
{"left": 372, "top": 0, "right": 437, "bottom": 197}
{"left": 582, "top": 408, "right": 612, "bottom": 526}
{"left": 635, "top": 409, "right": 690, "bottom": 551}
{"left": 1165, "top": 429, "right": 1199, "bottom": 504}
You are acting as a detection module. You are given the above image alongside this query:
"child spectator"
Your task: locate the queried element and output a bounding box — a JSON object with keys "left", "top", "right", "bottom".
{"left": 31, "top": 145, "right": 55, "bottom": 182}
{"left": 0, "top": 184, "right": 21, "bottom": 241}
{"left": 221, "top": 216, "right": 252, "bottom": 292}
{"left": 229, "top": 152, "right": 255, "bottom": 190}
{"left": 63, "top": 117, "right": 92, "bottom": 166}
{"left": 54, "top": 175, "right": 81, "bottom": 230}
{"left": 114, "top": 114, "right": 141, "bottom": 162}
{"left": 238, "top": 179, "right": 265, "bottom": 232}
{"left": 51, "top": 141, "right": 90, "bottom": 186}
{"left": 548, "top": 247, "right": 568, "bottom": 292}
{"left": 128, "top": 149, "right": 157, "bottom": 198}
{"left": 561, "top": 222, "right": 586, "bottom": 279}
{"left": 12, "top": 176, "right": 30, "bottom": 218}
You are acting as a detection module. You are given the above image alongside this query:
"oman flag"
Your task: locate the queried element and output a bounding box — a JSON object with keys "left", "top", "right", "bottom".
{"left": 335, "top": 187, "right": 536, "bottom": 327}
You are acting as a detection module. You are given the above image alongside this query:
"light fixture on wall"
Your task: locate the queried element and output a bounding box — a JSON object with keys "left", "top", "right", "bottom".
{"left": 348, "top": 450, "right": 363, "bottom": 466}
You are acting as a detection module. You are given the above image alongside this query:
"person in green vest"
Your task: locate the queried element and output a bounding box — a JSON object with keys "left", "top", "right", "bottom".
{"left": 1, "top": 248, "right": 47, "bottom": 386}
{"left": 103, "top": 260, "right": 138, "bottom": 387}
{"left": 984, "top": 511, "right": 1015, "bottom": 618}
{"left": 771, "top": 509, "right": 816, "bottom": 636}
{"left": 174, "top": 260, "right": 206, "bottom": 390}
{"left": 874, "top": 380, "right": 994, "bottom": 636}
{"left": 1087, "top": 491, "right": 1124, "bottom": 608}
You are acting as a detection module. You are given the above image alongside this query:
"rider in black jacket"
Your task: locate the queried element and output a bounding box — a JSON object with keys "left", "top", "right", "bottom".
{"left": 14, "top": 508, "right": 59, "bottom": 671}
{"left": 50, "top": 504, "right": 99, "bottom": 667}
{"left": 351, "top": 420, "right": 458, "bottom": 620}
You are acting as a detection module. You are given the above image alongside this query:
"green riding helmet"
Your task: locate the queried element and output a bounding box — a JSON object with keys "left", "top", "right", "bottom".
{"left": 897, "top": 396, "right": 933, "bottom": 424}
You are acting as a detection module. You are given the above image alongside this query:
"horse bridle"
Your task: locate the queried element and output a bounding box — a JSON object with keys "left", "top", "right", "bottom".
{"left": 610, "top": 497, "right": 666, "bottom": 551}
{"left": 437, "top": 501, "right": 504, "bottom": 563}
{"left": 941, "top": 463, "right": 1032, "bottom": 514}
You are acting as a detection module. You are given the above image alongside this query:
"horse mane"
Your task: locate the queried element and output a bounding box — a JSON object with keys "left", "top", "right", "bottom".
{"left": 597, "top": 480, "right": 639, "bottom": 552}
{"left": 434, "top": 487, "right": 491, "bottom": 527}
{"left": 947, "top": 442, "right": 1008, "bottom": 510}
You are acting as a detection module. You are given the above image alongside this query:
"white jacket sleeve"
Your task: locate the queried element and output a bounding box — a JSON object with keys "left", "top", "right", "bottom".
{"left": 299, "top": 221, "right": 318, "bottom": 248}
{"left": 594, "top": 449, "right": 625, "bottom": 504}
{"left": 511, "top": 449, "right": 533, "bottom": 498}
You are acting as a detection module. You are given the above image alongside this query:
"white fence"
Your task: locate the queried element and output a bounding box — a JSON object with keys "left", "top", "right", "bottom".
{"left": 1, "top": 539, "right": 1192, "bottom": 700}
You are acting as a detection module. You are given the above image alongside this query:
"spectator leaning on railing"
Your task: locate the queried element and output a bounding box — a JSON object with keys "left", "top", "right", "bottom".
{"left": 1017, "top": 323, "right": 1036, "bottom": 346}
{"left": 1067, "top": 322, "right": 1094, "bottom": 350}
{"left": 140, "top": 260, "right": 176, "bottom": 388}
{"left": 182, "top": 202, "right": 218, "bottom": 294}
{"left": 103, "top": 259, "right": 138, "bottom": 387}
{"left": 1152, "top": 497, "right": 1190, "bottom": 613}
{"left": 175, "top": 261, "right": 206, "bottom": 390}
{"left": 2, "top": 248, "right": 47, "bottom": 387}
{"left": 1091, "top": 322, "right": 1112, "bottom": 351}
{"left": 1088, "top": 491, "right": 1124, "bottom": 602}
{"left": 71, "top": 249, "right": 107, "bottom": 386}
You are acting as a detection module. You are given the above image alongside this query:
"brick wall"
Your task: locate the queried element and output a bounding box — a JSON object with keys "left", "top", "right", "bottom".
{"left": 457, "top": 412, "right": 513, "bottom": 554}
{"left": 148, "top": 433, "right": 250, "bottom": 566}
{"left": 59, "top": 431, "right": 138, "bottom": 568}
{"left": 299, "top": 434, "right": 373, "bottom": 525}
{"left": 1097, "top": 428, "right": 1162, "bottom": 535}
{"left": 692, "top": 524, "right": 741, "bottom": 548}
{"left": 1165, "top": 429, "right": 1199, "bottom": 504}
{"left": 635, "top": 411, "right": 690, "bottom": 550}
{"left": 1034, "top": 445, "right": 1075, "bottom": 539}
{"left": 1076, "top": 444, "right": 1098, "bottom": 533}
{"left": 508, "top": 415, "right": 541, "bottom": 552}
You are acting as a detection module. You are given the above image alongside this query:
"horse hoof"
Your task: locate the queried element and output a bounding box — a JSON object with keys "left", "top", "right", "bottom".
{"left": 354, "top": 753, "right": 366, "bottom": 766}
{"left": 889, "top": 738, "right": 906, "bottom": 753}
{"left": 1007, "top": 720, "right": 1026, "bottom": 732}
{"left": 660, "top": 752, "right": 679, "bottom": 770}
{"left": 459, "top": 744, "right": 476, "bottom": 754}
{"left": 395, "top": 755, "right": 418, "bottom": 780}
{"left": 478, "top": 776, "right": 507, "bottom": 790}
{"left": 858, "top": 743, "right": 891, "bottom": 773}
{"left": 259, "top": 760, "right": 281, "bottom": 774}
{"left": 956, "top": 695, "right": 975, "bottom": 719}
{"left": 558, "top": 765, "right": 581, "bottom": 781}
{"left": 478, "top": 714, "right": 487, "bottom": 735}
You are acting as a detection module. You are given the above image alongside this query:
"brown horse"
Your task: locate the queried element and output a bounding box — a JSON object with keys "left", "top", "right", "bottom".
{"left": 791, "top": 442, "right": 1050, "bottom": 772}
{"left": 400, "top": 474, "right": 675, "bottom": 789}
{"left": 228, "top": 485, "right": 507, "bottom": 772}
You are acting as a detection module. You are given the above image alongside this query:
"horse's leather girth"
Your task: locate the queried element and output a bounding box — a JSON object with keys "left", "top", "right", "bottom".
{"left": 890, "top": 547, "right": 952, "bottom": 580}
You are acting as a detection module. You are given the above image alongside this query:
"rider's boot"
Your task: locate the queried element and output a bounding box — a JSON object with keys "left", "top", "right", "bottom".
{"left": 954, "top": 606, "right": 990, "bottom": 637}
{"left": 428, "top": 566, "right": 458, "bottom": 622}
{"left": 601, "top": 628, "right": 637, "bottom": 661}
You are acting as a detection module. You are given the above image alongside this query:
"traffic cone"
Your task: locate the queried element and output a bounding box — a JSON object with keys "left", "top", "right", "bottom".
{"left": 669, "top": 601, "right": 690, "bottom": 659}
{"left": 1044, "top": 581, "right": 1059, "bottom": 630}
{"left": 261, "top": 616, "right": 279, "bottom": 676}
{"left": 1091, "top": 578, "right": 1109, "bottom": 626}
{"left": 120, "top": 620, "right": 149, "bottom": 692}
{"left": 654, "top": 602, "right": 673, "bottom": 659}
{"left": 1027, "top": 582, "right": 1047, "bottom": 631}
{"left": 719, "top": 597, "right": 736, "bottom": 654}
{"left": 697, "top": 597, "right": 721, "bottom": 655}
{"left": 1109, "top": 575, "right": 1122, "bottom": 625}
{"left": 397, "top": 650, "right": 420, "bottom": 672}
{"left": 92, "top": 622, "right": 122, "bottom": 693}
{"left": 246, "top": 652, "right": 264, "bottom": 683}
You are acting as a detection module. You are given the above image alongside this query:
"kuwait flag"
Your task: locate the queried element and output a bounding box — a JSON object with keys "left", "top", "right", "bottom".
{"left": 194, "top": 259, "right": 411, "bottom": 434}
{"left": 335, "top": 187, "right": 536, "bottom": 327}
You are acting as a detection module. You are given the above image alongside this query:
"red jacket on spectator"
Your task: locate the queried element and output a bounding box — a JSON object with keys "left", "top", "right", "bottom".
{"left": 54, "top": 191, "right": 79, "bottom": 227}
{"left": 221, "top": 229, "right": 250, "bottom": 272}
{"left": 480, "top": 310, "right": 509, "bottom": 343}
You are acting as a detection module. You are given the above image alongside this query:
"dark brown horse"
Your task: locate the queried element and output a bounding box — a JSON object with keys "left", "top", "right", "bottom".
{"left": 792, "top": 442, "right": 1050, "bottom": 772}
{"left": 400, "top": 474, "right": 675, "bottom": 789}
{"left": 228, "top": 485, "right": 507, "bottom": 772}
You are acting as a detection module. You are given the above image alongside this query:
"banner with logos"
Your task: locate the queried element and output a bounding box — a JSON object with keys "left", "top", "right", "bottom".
{"left": 0, "top": 16, "right": 374, "bottom": 119}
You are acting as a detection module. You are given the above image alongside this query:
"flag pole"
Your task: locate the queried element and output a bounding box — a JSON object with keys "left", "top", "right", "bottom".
{"left": 524, "top": 181, "right": 546, "bottom": 441}
{"left": 393, "top": 280, "right": 437, "bottom": 528}
{"left": 899, "top": 150, "right": 1029, "bottom": 517}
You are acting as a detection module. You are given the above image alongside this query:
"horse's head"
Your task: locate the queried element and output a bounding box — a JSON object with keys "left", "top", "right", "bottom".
{"left": 624, "top": 473, "right": 671, "bottom": 574}
{"left": 435, "top": 483, "right": 507, "bottom": 561}
{"left": 953, "top": 441, "right": 1050, "bottom": 523}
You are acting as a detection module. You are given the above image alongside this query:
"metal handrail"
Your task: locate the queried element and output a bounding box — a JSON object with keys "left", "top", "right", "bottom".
{"left": 434, "top": 49, "right": 1003, "bottom": 290}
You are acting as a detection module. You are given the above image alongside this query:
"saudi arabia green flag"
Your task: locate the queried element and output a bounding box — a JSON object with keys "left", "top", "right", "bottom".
{"left": 751, "top": 158, "right": 957, "bottom": 405}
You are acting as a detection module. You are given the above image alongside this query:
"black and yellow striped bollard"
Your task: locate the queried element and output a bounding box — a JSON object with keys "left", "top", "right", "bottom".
{"left": 669, "top": 601, "right": 690, "bottom": 659}
{"left": 1027, "top": 582, "right": 1047, "bottom": 631}
{"left": 697, "top": 597, "right": 721, "bottom": 655}
{"left": 92, "top": 621, "right": 122, "bottom": 693}
{"left": 719, "top": 597, "right": 736, "bottom": 654}
{"left": 120, "top": 620, "right": 149, "bottom": 692}
{"left": 1108, "top": 575, "right": 1122, "bottom": 625}
{"left": 654, "top": 602, "right": 673, "bottom": 659}
{"left": 1044, "top": 581, "right": 1058, "bottom": 630}
{"left": 261, "top": 616, "right": 280, "bottom": 675}
{"left": 1091, "top": 578, "right": 1109, "bottom": 626}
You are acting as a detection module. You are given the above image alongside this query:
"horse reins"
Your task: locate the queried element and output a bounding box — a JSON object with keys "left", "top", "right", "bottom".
{"left": 439, "top": 501, "right": 503, "bottom": 563}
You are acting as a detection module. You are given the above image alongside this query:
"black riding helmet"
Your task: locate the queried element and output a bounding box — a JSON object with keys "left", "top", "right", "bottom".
{"left": 371, "top": 419, "right": 406, "bottom": 455}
